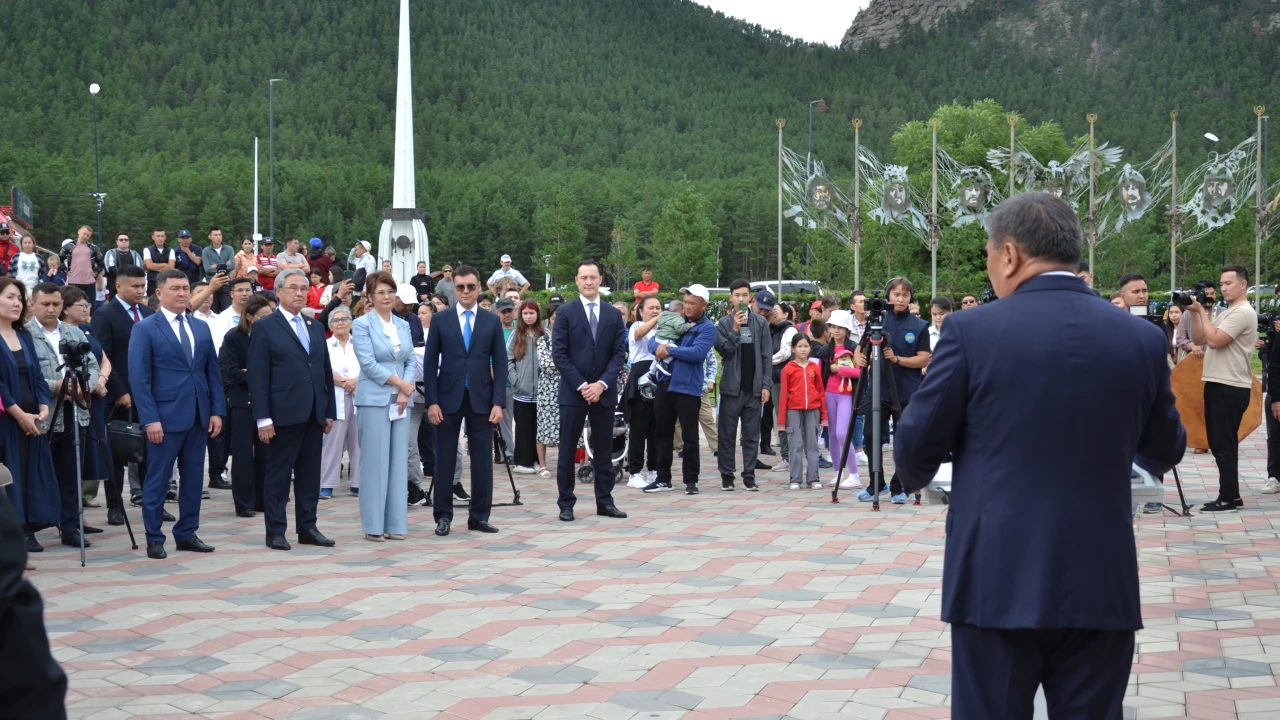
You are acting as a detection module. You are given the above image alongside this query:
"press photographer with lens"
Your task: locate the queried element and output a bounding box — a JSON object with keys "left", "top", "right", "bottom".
{"left": 1175, "top": 279, "right": 1218, "bottom": 359}
{"left": 1183, "top": 266, "right": 1257, "bottom": 512}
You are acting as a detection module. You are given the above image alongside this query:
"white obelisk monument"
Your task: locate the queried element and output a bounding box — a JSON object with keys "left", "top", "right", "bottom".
{"left": 377, "top": 0, "right": 430, "bottom": 284}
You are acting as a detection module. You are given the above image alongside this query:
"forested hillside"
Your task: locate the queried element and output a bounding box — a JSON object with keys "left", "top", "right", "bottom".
{"left": 0, "top": 0, "right": 1276, "bottom": 291}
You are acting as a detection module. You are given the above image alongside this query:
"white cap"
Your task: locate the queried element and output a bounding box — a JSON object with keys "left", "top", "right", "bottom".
{"left": 359, "top": 240, "right": 372, "bottom": 251}
{"left": 680, "top": 284, "right": 711, "bottom": 303}
{"left": 827, "top": 309, "right": 854, "bottom": 331}
{"left": 500, "top": 254, "right": 512, "bottom": 263}
{"left": 245, "top": 265, "right": 260, "bottom": 274}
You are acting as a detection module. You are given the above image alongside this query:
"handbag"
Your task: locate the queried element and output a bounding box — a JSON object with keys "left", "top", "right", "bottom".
{"left": 108, "top": 406, "right": 148, "bottom": 466}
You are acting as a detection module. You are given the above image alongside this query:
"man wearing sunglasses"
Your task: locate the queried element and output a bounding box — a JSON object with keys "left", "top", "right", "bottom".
{"left": 0, "top": 222, "right": 18, "bottom": 276}
{"left": 959, "top": 294, "right": 979, "bottom": 309}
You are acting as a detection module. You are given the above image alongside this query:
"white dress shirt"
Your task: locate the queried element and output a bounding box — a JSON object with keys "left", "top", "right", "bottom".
{"left": 327, "top": 336, "right": 358, "bottom": 421}
{"left": 208, "top": 305, "right": 242, "bottom": 355}
{"left": 39, "top": 323, "right": 64, "bottom": 369}
{"left": 455, "top": 301, "right": 478, "bottom": 334}
{"left": 258, "top": 307, "right": 308, "bottom": 429}
{"left": 159, "top": 306, "right": 193, "bottom": 356}
{"left": 577, "top": 295, "right": 607, "bottom": 391}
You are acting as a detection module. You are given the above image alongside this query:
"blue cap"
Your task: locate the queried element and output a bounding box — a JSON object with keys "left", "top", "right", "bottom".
{"left": 755, "top": 289, "right": 776, "bottom": 312}
{"left": 177, "top": 229, "right": 191, "bottom": 237}
{"left": 310, "top": 237, "right": 323, "bottom": 248}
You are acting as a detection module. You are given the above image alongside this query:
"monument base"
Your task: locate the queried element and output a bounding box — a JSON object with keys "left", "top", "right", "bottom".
{"left": 377, "top": 208, "right": 430, "bottom": 286}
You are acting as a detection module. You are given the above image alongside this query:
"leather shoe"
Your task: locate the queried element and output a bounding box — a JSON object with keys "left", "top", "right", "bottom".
{"left": 61, "top": 532, "right": 90, "bottom": 548}
{"left": 467, "top": 518, "right": 499, "bottom": 533}
{"left": 147, "top": 543, "right": 167, "bottom": 559}
{"left": 452, "top": 483, "right": 470, "bottom": 500}
{"left": 265, "top": 534, "right": 292, "bottom": 551}
{"left": 559, "top": 508, "right": 575, "bottom": 522}
{"left": 208, "top": 477, "right": 232, "bottom": 490}
{"left": 82, "top": 524, "right": 104, "bottom": 534}
{"left": 435, "top": 518, "right": 451, "bottom": 536}
{"left": 25, "top": 533, "right": 43, "bottom": 553}
{"left": 298, "top": 529, "right": 335, "bottom": 547}
{"left": 175, "top": 536, "right": 215, "bottom": 553}
{"left": 163, "top": 509, "right": 175, "bottom": 522}
{"left": 107, "top": 507, "right": 125, "bottom": 526}
{"left": 596, "top": 504, "right": 627, "bottom": 519}
{"left": 236, "top": 509, "right": 256, "bottom": 518}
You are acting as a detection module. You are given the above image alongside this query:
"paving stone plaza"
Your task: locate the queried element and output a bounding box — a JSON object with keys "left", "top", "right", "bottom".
{"left": 30, "top": 431, "right": 1280, "bottom": 719}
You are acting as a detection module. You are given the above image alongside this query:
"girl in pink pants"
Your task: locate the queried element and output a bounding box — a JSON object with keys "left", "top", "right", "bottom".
{"left": 826, "top": 344, "right": 861, "bottom": 489}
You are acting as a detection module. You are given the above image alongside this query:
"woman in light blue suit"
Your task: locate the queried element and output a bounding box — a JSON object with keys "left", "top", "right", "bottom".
{"left": 351, "top": 272, "right": 416, "bottom": 541}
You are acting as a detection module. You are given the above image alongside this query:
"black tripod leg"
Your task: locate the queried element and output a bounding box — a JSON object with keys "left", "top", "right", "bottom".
{"left": 425, "top": 473, "right": 435, "bottom": 506}
{"left": 1159, "top": 466, "right": 1193, "bottom": 517}
{"left": 833, "top": 335, "right": 873, "bottom": 504}
{"left": 492, "top": 428, "right": 521, "bottom": 505}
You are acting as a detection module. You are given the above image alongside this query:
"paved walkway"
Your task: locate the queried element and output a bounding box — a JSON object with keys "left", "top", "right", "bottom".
{"left": 28, "top": 431, "right": 1280, "bottom": 719}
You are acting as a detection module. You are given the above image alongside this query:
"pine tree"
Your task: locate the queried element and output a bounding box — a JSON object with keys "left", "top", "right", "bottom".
{"left": 649, "top": 182, "right": 721, "bottom": 290}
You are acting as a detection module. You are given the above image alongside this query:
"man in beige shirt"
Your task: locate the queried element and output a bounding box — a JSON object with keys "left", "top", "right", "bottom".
{"left": 1187, "top": 265, "right": 1257, "bottom": 512}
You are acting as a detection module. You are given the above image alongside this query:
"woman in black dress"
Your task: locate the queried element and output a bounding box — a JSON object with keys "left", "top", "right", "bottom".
{"left": 219, "top": 295, "right": 276, "bottom": 516}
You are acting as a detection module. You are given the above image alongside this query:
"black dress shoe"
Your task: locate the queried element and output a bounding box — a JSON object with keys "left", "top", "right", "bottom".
{"left": 435, "top": 518, "right": 451, "bottom": 536}
{"left": 162, "top": 510, "right": 175, "bottom": 522}
{"left": 596, "top": 504, "right": 627, "bottom": 519}
{"left": 147, "top": 543, "right": 167, "bottom": 559}
{"left": 265, "top": 534, "right": 292, "bottom": 551}
{"left": 452, "top": 483, "right": 470, "bottom": 500}
{"left": 25, "top": 534, "right": 43, "bottom": 553}
{"left": 82, "top": 524, "right": 104, "bottom": 534}
{"left": 208, "top": 477, "right": 232, "bottom": 490}
{"left": 759, "top": 446, "right": 776, "bottom": 456}
{"left": 236, "top": 509, "right": 256, "bottom": 518}
{"left": 107, "top": 507, "right": 125, "bottom": 526}
{"left": 467, "top": 518, "right": 499, "bottom": 533}
{"left": 559, "top": 508, "right": 575, "bottom": 522}
{"left": 754, "top": 459, "right": 773, "bottom": 471}
{"left": 165, "top": 489, "right": 177, "bottom": 502}
{"left": 61, "top": 532, "right": 90, "bottom": 548}
{"left": 175, "top": 536, "right": 215, "bottom": 552}
{"left": 298, "top": 530, "right": 335, "bottom": 547}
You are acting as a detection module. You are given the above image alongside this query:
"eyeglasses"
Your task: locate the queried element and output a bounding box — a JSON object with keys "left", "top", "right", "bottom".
{"left": 454, "top": 283, "right": 478, "bottom": 292}
{"left": 280, "top": 284, "right": 308, "bottom": 293}
{"left": 331, "top": 316, "right": 352, "bottom": 323}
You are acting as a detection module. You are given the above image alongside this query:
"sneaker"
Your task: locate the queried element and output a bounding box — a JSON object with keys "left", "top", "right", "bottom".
{"left": 789, "top": 483, "right": 802, "bottom": 490}
{"left": 856, "top": 488, "right": 890, "bottom": 502}
{"left": 627, "top": 473, "right": 648, "bottom": 489}
{"left": 1201, "top": 498, "right": 1241, "bottom": 512}
{"left": 1262, "top": 478, "right": 1280, "bottom": 494}
{"left": 647, "top": 470, "right": 658, "bottom": 483}
{"left": 838, "top": 476, "right": 861, "bottom": 490}
{"left": 512, "top": 465, "right": 537, "bottom": 475}
{"left": 808, "top": 481, "right": 823, "bottom": 489}
{"left": 856, "top": 450, "right": 869, "bottom": 463}
{"left": 743, "top": 479, "right": 759, "bottom": 491}
{"left": 130, "top": 493, "right": 142, "bottom": 507}
{"left": 350, "top": 487, "right": 360, "bottom": 497}
{"left": 685, "top": 483, "right": 700, "bottom": 495}
{"left": 891, "top": 493, "right": 908, "bottom": 504}
{"left": 319, "top": 488, "right": 333, "bottom": 499}
{"left": 643, "top": 480, "right": 674, "bottom": 493}
{"left": 201, "top": 489, "right": 210, "bottom": 500}
{"left": 1142, "top": 502, "right": 1161, "bottom": 513}
{"left": 818, "top": 457, "right": 833, "bottom": 469}
{"left": 721, "top": 479, "right": 735, "bottom": 491}
{"left": 774, "top": 459, "right": 790, "bottom": 472}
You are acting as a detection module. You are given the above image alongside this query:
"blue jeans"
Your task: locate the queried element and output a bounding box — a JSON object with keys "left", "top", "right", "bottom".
{"left": 853, "top": 413, "right": 865, "bottom": 451}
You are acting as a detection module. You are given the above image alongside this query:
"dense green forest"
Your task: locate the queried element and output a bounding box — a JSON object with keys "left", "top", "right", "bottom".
{"left": 0, "top": 0, "right": 1276, "bottom": 295}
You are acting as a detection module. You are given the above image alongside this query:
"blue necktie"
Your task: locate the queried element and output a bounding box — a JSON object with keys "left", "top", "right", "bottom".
{"left": 463, "top": 309, "right": 473, "bottom": 389}
{"left": 588, "top": 302, "right": 598, "bottom": 340}
{"left": 177, "top": 314, "right": 193, "bottom": 364}
{"left": 293, "top": 315, "right": 310, "bottom": 353}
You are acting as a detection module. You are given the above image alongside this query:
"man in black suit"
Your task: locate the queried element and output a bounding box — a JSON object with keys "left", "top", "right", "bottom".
{"left": 422, "top": 265, "right": 507, "bottom": 537}
{"left": 246, "top": 268, "right": 337, "bottom": 551}
{"left": 89, "top": 264, "right": 153, "bottom": 527}
{"left": 895, "top": 193, "right": 1186, "bottom": 719}
{"left": 551, "top": 260, "right": 628, "bottom": 521}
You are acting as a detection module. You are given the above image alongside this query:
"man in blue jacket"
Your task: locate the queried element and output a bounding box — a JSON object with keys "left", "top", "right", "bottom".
{"left": 644, "top": 284, "right": 717, "bottom": 495}
{"left": 894, "top": 192, "right": 1186, "bottom": 719}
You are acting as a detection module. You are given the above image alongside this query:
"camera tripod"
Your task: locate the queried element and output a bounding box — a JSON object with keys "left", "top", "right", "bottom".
{"left": 1155, "top": 465, "right": 1193, "bottom": 516}
{"left": 425, "top": 423, "right": 523, "bottom": 508}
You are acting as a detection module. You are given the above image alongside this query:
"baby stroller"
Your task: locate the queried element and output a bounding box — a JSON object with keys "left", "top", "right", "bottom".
{"left": 576, "top": 411, "right": 629, "bottom": 485}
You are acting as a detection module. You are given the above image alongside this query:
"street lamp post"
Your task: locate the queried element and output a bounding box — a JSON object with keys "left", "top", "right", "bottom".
{"left": 89, "top": 83, "right": 102, "bottom": 246}
{"left": 269, "top": 78, "right": 284, "bottom": 241}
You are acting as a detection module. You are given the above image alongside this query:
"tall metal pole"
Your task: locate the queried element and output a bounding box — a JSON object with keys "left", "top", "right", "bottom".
{"left": 253, "top": 137, "right": 260, "bottom": 253}
{"left": 807, "top": 104, "right": 814, "bottom": 177}
{"left": 852, "top": 117, "right": 862, "bottom": 290}
{"left": 777, "top": 119, "right": 786, "bottom": 299}
{"left": 91, "top": 87, "right": 102, "bottom": 246}
{"left": 929, "top": 117, "right": 939, "bottom": 299}
{"left": 1087, "top": 113, "right": 1097, "bottom": 287}
{"left": 1008, "top": 114, "right": 1017, "bottom": 198}
{"left": 269, "top": 78, "right": 283, "bottom": 241}
{"left": 1256, "top": 106, "right": 1267, "bottom": 310}
{"left": 1171, "top": 111, "right": 1179, "bottom": 293}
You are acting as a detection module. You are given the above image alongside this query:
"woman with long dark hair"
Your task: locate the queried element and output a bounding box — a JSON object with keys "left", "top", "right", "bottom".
{"left": 220, "top": 294, "right": 276, "bottom": 516}
{"left": 622, "top": 295, "right": 662, "bottom": 487}
{"left": 535, "top": 304, "right": 561, "bottom": 477}
{"left": 1162, "top": 304, "right": 1184, "bottom": 367}
{"left": 507, "top": 300, "right": 545, "bottom": 474}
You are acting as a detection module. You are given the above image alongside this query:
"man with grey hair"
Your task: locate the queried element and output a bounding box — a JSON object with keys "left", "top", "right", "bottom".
{"left": 892, "top": 192, "right": 1186, "bottom": 719}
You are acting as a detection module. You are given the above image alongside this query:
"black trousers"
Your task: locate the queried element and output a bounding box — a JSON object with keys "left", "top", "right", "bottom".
{"left": 229, "top": 406, "right": 266, "bottom": 513}
{"left": 557, "top": 400, "right": 617, "bottom": 510}
{"left": 0, "top": 490, "right": 68, "bottom": 718}
{"left": 207, "top": 413, "right": 230, "bottom": 483}
{"left": 262, "top": 420, "right": 322, "bottom": 537}
{"left": 1204, "top": 381, "right": 1251, "bottom": 502}
{"left": 760, "top": 396, "right": 775, "bottom": 450}
{"left": 863, "top": 400, "right": 908, "bottom": 495}
{"left": 625, "top": 395, "right": 657, "bottom": 475}
{"left": 419, "top": 413, "right": 435, "bottom": 477}
{"left": 1267, "top": 392, "right": 1280, "bottom": 480}
{"left": 434, "top": 390, "right": 493, "bottom": 521}
{"left": 49, "top": 422, "right": 88, "bottom": 534}
{"left": 951, "top": 624, "right": 1133, "bottom": 720}
{"left": 653, "top": 383, "right": 702, "bottom": 486}
{"left": 512, "top": 400, "right": 538, "bottom": 467}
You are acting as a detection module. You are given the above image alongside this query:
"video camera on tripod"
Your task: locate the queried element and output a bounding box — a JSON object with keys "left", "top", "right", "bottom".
{"left": 59, "top": 339, "right": 94, "bottom": 400}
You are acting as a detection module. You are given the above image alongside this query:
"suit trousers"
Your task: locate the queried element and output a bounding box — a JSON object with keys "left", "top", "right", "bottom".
{"left": 654, "top": 383, "right": 702, "bottom": 486}
{"left": 207, "top": 413, "right": 230, "bottom": 483}
{"left": 557, "top": 401, "right": 617, "bottom": 510}
{"left": 320, "top": 396, "right": 360, "bottom": 490}
{"left": 419, "top": 411, "right": 435, "bottom": 478}
{"left": 229, "top": 406, "right": 267, "bottom": 513}
{"left": 1268, "top": 392, "right": 1280, "bottom": 480}
{"left": 433, "top": 389, "right": 493, "bottom": 522}
{"left": 262, "top": 421, "right": 323, "bottom": 537}
{"left": 674, "top": 392, "right": 717, "bottom": 451}
{"left": 717, "top": 391, "right": 761, "bottom": 483}
{"left": 951, "top": 624, "right": 1134, "bottom": 720}
{"left": 50, "top": 422, "right": 88, "bottom": 534}
{"left": 406, "top": 401, "right": 424, "bottom": 488}
{"left": 356, "top": 404, "right": 409, "bottom": 536}
{"left": 141, "top": 407, "right": 206, "bottom": 546}
{"left": 1205, "top": 381, "right": 1251, "bottom": 501}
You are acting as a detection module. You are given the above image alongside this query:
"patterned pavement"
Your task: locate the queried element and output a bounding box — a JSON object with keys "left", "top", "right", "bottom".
{"left": 26, "top": 430, "right": 1280, "bottom": 719}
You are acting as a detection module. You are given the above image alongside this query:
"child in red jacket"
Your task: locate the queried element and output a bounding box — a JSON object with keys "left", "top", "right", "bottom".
{"left": 777, "top": 334, "right": 828, "bottom": 489}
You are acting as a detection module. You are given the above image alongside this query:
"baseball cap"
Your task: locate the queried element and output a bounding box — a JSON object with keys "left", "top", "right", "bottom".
{"left": 494, "top": 297, "right": 516, "bottom": 311}
{"left": 261, "top": 236, "right": 274, "bottom": 245}
{"left": 500, "top": 254, "right": 512, "bottom": 263}
{"left": 810, "top": 300, "right": 824, "bottom": 311}
{"left": 310, "top": 237, "right": 322, "bottom": 248}
{"left": 178, "top": 229, "right": 191, "bottom": 238}
{"left": 359, "top": 240, "right": 371, "bottom": 251}
{"left": 245, "top": 265, "right": 260, "bottom": 274}
{"left": 679, "top": 284, "right": 710, "bottom": 303}
{"left": 0, "top": 222, "right": 9, "bottom": 232}
{"left": 755, "top": 289, "right": 777, "bottom": 312}
{"left": 548, "top": 294, "right": 565, "bottom": 306}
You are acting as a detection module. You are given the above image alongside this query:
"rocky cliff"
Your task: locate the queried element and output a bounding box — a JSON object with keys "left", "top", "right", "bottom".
{"left": 841, "top": 0, "right": 977, "bottom": 51}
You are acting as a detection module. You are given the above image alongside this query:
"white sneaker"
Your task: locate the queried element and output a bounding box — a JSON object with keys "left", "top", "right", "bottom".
{"left": 627, "top": 473, "right": 648, "bottom": 489}
{"left": 512, "top": 465, "right": 537, "bottom": 475}
{"left": 808, "top": 481, "right": 822, "bottom": 489}
{"left": 856, "top": 451, "right": 869, "bottom": 464}
{"left": 789, "top": 483, "right": 802, "bottom": 490}
{"left": 1262, "top": 478, "right": 1280, "bottom": 494}
{"left": 647, "top": 470, "right": 658, "bottom": 482}
{"left": 839, "top": 475, "right": 861, "bottom": 490}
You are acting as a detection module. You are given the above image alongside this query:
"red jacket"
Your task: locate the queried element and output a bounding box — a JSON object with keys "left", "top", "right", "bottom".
{"left": 777, "top": 359, "right": 828, "bottom": 426}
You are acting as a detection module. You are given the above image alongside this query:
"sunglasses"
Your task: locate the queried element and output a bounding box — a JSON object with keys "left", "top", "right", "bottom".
{"left": 0, "top": 230, "right": 10, "bottom": 235}
{"left": 454, "top": 283, "right": 478, "bottom": 292}
{"left": 962, "top": 299, "right": 977, "bottom": 305}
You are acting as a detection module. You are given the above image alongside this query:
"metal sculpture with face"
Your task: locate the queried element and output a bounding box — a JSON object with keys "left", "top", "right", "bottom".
{"left": 883, "top": 183, "right": 910, "bottom": 214}
{"left": 807, "top": 180, "right": 833, "bottom": 211}
{"left": 961, "top": 185, "right": 986, "bottom": 210}
{"left": 1201, "top": 176, "right": 1233, "bottom": 211}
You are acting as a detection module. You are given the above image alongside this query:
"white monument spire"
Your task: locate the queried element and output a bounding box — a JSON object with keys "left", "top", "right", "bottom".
{"left": 377, "top": 0, "right": 430, "bottom": 284}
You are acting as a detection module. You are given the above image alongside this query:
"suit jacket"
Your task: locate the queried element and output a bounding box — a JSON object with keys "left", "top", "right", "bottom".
{"left": 351, "top": 312, "right": 415, "bottom": 407}
{"left": 90, "top": 298, "right": 154, "bottom": 405}
{"left": 894, "top": 273, "right": 1186, "bottom": 631}
{"left": 128, "top": 310, "right": 226, "bottom": 433}
{"left": 218, "top": 328, "right": 251, "bottom": 410}
{"left": 422, "top": 303, "right": 507, "bottom": 415}
{"left": 246, "top": 310, "right": 336, "bottom": 427}
{"left": 552, "top": 298, "right": 626, "bottom": 407}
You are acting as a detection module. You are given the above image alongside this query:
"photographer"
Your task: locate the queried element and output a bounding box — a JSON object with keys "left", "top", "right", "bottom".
{"left": 1263, "top": 285, "right": 1280, "bottom": 494}
{"left": 1187, "top": 266, "right": 1257, "bottom": 512}
{"left": 1177, "top": 279, "right": 1218, "bottom": 359}
{"left": 201, "top": 227, "right": 236, "bottom": 313}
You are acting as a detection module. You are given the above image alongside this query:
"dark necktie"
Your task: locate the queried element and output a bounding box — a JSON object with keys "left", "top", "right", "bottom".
{"left": 177, "top": 314, "right": 193, "bottom": 363}
{"left": 131, "top": 305, "right": 141, "bottom": 323}
{"left": 588, "top": 302, "right": 598, "bottom": 341}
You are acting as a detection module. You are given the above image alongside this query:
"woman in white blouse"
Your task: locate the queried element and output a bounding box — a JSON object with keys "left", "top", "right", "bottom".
{"left": 320, "top": 306, "right": 360, "bottom": 499}
{"left": 351, "top": 272, "right": 415, "bottom": 542}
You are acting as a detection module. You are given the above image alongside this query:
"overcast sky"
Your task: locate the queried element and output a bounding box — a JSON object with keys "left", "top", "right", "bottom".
{"left": 695, "top": 0, "right": 874, "bottom": 46}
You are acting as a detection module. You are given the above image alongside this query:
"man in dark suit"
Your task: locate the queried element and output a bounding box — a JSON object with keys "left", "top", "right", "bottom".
{"left": 90, "top": 265, "right": 153, "bottom": 526}
{"left": 129, "top": 269, "right": 226, "bottom": 559}
{"left": 894, "top": 192, "right": 1186, "bottom": 719}
{"left": 551, "top": 260, "right": 628, "bottom": 521}
{"left": 246, "top": 268, "right": 337, "bottom": 551}
{"left": 422, "top": 264, "right": 507, "bottom": 536}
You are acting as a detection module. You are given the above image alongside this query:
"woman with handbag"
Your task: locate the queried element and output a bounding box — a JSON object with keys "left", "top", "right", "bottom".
{"left": 219, "top": 295, "right": 276, "bottom": 517}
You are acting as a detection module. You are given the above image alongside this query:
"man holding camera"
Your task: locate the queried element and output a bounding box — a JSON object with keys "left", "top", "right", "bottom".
{"left": 1187, "top": 266, "right": 1257, "bottom": 512}
{"left": 1177, "top": 279, "right": 1219, "bottom": 359}
{"left": 201, "top": 227, "right": 236, "bottom": 313}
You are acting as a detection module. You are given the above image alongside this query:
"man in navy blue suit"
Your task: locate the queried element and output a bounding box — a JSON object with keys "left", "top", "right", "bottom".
{"left": 551, "top": 260, "right": 628, "bottom": 522}
{"left": 129, "top": 269, "right": 226, "bottom": 559}
{"left": 423, "top": 265, "right": 507, "bottom": 536}
{"left": 894, "top": 193, "right": 1186, "bottom": 719}
{"left": 247, "top": 268, "right": 337, "bottom": 551}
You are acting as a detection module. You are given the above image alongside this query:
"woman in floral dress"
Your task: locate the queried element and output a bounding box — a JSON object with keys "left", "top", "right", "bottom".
{"left": 535, "top": 304, "right": 561, "bottom": 478}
